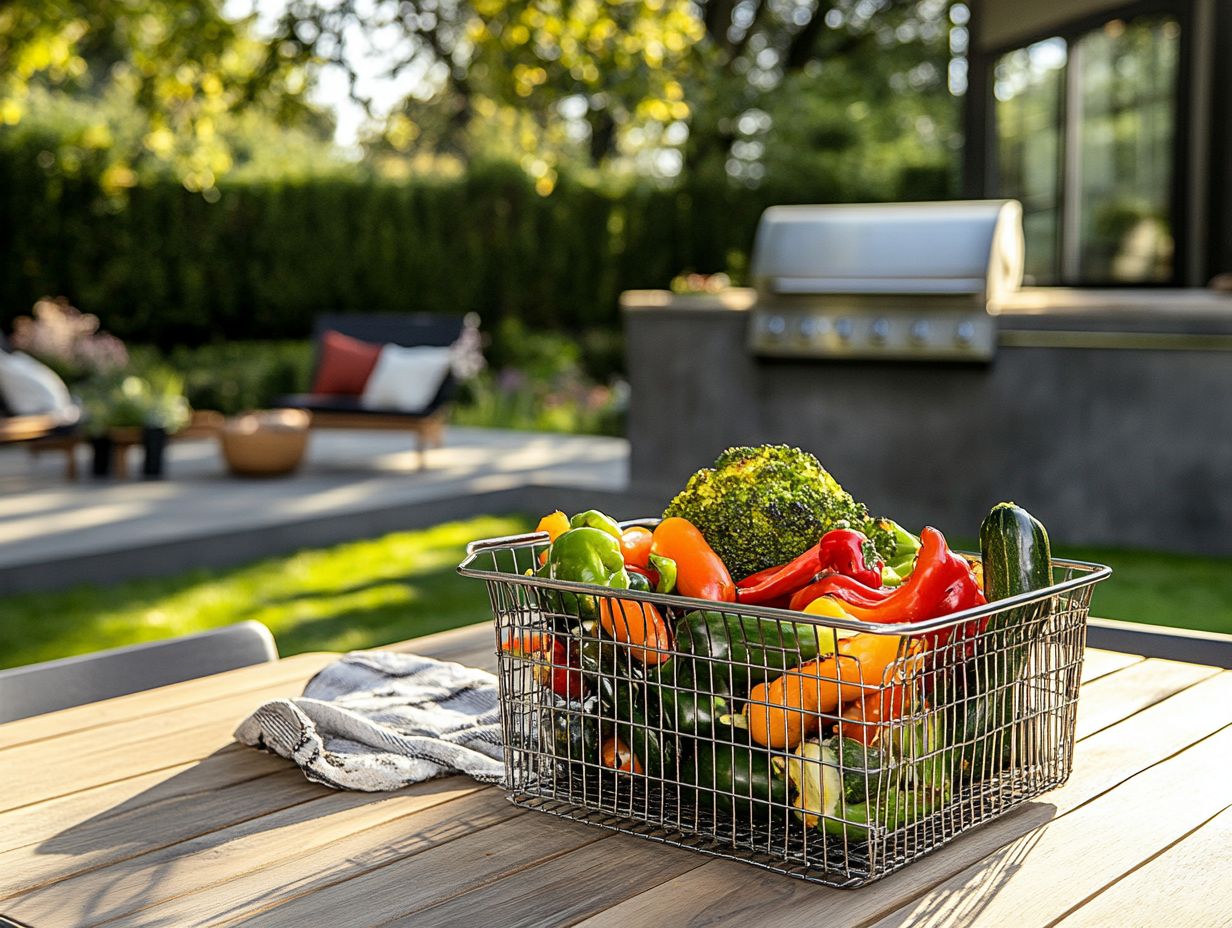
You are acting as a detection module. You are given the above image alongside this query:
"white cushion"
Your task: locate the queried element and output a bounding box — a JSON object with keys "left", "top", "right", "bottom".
{"left": 360, "top": 345, "right": 452, "bottom": 413}
{"left": 0, "top": 351, "right": 75, "bottom": 417}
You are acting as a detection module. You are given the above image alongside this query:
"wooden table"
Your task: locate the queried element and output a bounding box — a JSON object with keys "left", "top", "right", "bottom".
{"left": 3, "top": 623, "right": 1229, "bottom": 927}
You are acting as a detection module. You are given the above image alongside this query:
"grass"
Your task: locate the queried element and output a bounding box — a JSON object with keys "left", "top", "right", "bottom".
{"left": 1054, "top": 543, "right": 1232, "bottom": 636}
{"left": 0, "top": 516, "right": 1228, "bottom": 671}
{"left": 0, "top": 514, "right": 532, "bottom": 671}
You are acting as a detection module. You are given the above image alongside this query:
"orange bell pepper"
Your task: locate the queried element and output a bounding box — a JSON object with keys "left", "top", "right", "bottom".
{"left": 745, "top": 632, "right": 907, "bottom": 749}
{"left": 650, "top": 517, "right": 736, "bottom": 602}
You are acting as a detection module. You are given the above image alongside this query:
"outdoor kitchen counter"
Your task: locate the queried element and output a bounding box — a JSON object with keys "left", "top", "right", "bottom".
{"left": 3, "top": 622, "right": 1230, "bottom": 927}
{"left": 621, "top": 287, "right": 1232, "bottom": 556}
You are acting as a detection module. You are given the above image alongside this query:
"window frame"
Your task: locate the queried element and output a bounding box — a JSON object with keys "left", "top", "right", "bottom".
{"left": 979, "top": 0, "right": 1195, "bottom": 287}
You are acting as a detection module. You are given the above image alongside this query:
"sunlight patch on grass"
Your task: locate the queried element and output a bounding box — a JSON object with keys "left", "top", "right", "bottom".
{"left": 0, "top": 514, "right": 531, "bottom": 669}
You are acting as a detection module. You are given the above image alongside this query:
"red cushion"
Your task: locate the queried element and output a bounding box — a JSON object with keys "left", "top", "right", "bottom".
{"left": 311, "top": 330, "right": 383, "bottom": 395}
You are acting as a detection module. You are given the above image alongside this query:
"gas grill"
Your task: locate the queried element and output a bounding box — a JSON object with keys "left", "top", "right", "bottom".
{"left": 747, "top": 200, "right": 1024, "bottom": 361}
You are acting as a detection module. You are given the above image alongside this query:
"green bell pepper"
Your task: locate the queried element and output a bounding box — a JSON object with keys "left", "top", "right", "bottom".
{"left": 568, "top": 509, "right": 623, "bottom": 539}
{"left": 545, "top": 527, "right": 631, "bottom": 622}
{"left": 684, "top": 723, "right": 788, "bottom": 820}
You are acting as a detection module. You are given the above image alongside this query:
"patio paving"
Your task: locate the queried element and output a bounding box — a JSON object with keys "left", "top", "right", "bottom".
{"left": 0, "top": 427, "right": 651, "bottom": 594}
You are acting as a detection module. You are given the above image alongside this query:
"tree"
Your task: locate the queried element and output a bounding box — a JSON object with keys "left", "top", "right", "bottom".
{"left": 0, "top": 0, "right": 319, "bottom": 192}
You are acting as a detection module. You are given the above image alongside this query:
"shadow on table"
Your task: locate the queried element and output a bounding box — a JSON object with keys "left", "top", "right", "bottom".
{"left": 868, "top": 802, "right": 1055, "bottom": 927}
{"left": 19, "top": 746, "right": 472, "bottom": 927}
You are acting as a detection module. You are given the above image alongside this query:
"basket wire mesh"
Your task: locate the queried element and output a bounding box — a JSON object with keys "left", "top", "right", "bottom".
{"left": 458, "top": 521, "right": 1111, "bottom": 888}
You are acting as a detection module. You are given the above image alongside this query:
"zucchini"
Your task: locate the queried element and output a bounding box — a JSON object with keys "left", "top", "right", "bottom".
{"left": 980, "top": 501, "right": 1053, "bottom": 607}
{"left": 956, "top": 502, "right": 1055, "bottom": 779}
{"left": 831, "top": 736, "right": 886, "bottom": 805}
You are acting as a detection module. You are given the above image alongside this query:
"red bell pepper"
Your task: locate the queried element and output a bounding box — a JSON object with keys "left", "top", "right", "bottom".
{"left": 735, "top": 545, "right": 822, "bottom": 605}
{"left": 817, "top": 528, "right": 884, "bottom": 588}
{"left": 837, "top": 527, "right": 985, "bottom": 648}
{"left": 789, "top": 573, "right": 892, "bottom": 612}
{"left": 737, "top": 528, "right": 884, "bottom": 606}
{"left": 531, "top": 637, "right": 586, "bottom": 700}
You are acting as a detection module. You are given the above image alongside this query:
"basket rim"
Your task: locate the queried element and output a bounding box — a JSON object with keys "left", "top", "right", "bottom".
{"left": 457, "top": 517, "right": 1113, "bottom": 636}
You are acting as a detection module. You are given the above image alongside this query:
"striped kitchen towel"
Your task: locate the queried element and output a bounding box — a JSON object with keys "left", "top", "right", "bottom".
{"left": 234, "top": 651, "right": 504, "bottom": 791}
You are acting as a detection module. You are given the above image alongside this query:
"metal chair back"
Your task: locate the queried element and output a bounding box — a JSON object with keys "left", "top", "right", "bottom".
{"left": 0, "top": 621, "right": 279, "bottom": 723}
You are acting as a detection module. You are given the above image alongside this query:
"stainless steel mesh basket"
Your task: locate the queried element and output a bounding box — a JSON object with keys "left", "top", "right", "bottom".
{"left": 458, "top": 520, "right": 1111, "bottom": 888}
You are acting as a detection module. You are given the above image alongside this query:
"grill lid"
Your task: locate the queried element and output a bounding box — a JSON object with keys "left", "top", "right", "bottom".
{"left": 750, "top": 200, "right": 1024, "bottom": 304}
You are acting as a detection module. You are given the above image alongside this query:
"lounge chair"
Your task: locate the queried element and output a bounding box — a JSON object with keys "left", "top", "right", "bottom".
{"left": 276, "top": 314, "right": 464, "bottom": 467}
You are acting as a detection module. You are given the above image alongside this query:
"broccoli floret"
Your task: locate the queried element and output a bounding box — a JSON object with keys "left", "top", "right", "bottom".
{"left": 662, "top": 444, "right": 895, "bottom": 580}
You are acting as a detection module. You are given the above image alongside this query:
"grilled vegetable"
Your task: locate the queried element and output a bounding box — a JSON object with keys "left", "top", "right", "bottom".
{"left": 952, "top": 502, "right": 1055, "bottom": 778}
{"left": 577, "top": 638, "right": 673, "bottom": 777}
{"left": 600, "top": 736, "right": 642, "bottom": 774}
{"left": 745, "top": 632, "right": 906, "bottom": 749}
{"left": 541, "top": 695, "right": 602, "bottom": 774}
{"left": 650, "top": 517, "right": 736, "bottom": 602}
{"left": 981, "top": 502, "right": 1054, "bottom": 603}
{"left": 598, "top": 596, "right": 672, "bottom": 665}
{"left": 662, "top": 444, "right": 895, "bottom": 581}
{"left": 684, "top": 724, "right": 788, "bottom": 820}
{"left": 652, "top": 610, "right": 828, "bottom": 741}
{"left": 785, "top": 738, "right": 942, "bottom": 842}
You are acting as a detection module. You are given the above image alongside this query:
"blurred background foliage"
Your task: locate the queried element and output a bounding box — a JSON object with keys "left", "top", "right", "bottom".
{"left": 0, "top": 0, "right": 966, "bottom": 433}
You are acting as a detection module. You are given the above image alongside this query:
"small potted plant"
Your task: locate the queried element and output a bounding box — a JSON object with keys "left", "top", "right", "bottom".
{"left": 77, "top": 374, "right": 191, "bottom": 478}
{"left": 140, "top": 372, "right": 191, "bottom": 478}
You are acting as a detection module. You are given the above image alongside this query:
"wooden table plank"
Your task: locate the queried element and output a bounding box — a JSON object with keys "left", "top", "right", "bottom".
{"left": 388, "top": 830, "right": 712, "bottom": 928}
{"left": 0, "top": 752, "right": 293, "bottom": 858}
{"left": 1, "top": 624, "right": 1221, "bottom": 928}
{"left": 0, "top": 765, "right": 327, "bottom": 899}
{"left": 1078, "top": 647, "right": 1143, "bottom": 684}
{"left": 1073, "top": 657, "right": 1220, "bottom": 740}
{"left": 1055, "top": 804, "right": 1232, "bottom": 928}
{"left": 0, "top": 653, "right": 334, "bottom": 752}
{"left": 0, "top": 686, "right": 333, "bottom": 813}
{"left": 191, "top": 804, "right": 604, "bottom": 928}
{"left": 574, "top": 669, "right": 1232, "bottom": 928}
{"left": 865, "top": 725, "right": 1232, "bottom": 928}
{"left": 2, "top": 779, "right": 494, "bottom": 927}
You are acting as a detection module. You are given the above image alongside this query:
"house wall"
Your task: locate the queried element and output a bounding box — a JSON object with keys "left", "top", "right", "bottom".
{"left": 623, "top": 294, "right": 1232, "bottom": 554}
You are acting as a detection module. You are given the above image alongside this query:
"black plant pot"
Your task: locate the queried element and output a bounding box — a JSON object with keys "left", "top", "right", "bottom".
{"left": 90, "top": 436, "right": 113, "bottom": 478}
{"left": 142, "top": 426, "right": 168, "bottom": 479}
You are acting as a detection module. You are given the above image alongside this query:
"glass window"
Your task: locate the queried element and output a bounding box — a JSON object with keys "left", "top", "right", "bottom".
{"left": 992, "top": 15, "right": 1181, "bottom": 285}
{"left": 994, "top": 38, "right": 1067, "bottom": 283}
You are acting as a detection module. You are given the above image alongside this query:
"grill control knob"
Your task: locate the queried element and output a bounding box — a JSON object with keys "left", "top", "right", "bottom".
{"left": 798, "top": 316, "right": 824, "bottom": 339}
{"left": 955, "top": 321, "right": 976, "bottom": 347}
{"left": 765, "top": 315, "right": 787, "bottom": 339}
{"left": 834, "top": 318, "right": 854, "bottom": 342}
{"left": 910, "top": 320, "right": 931, "bottom": 344}
{"left": 870, "top": 318, "right": 890, "bottom": 344}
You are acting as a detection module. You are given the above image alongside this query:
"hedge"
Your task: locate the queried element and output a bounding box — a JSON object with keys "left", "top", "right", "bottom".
{"left": 0, "top": 144, "right": 953, "bottom": 347}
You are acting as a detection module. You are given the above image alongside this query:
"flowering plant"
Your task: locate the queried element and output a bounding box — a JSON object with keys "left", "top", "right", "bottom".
{"left": 10, "top": 297, "right": 129, "bottom": 383}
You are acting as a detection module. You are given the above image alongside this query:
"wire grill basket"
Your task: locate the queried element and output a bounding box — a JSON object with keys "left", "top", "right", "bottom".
{"left": 458, "top": 521, "right": 1111, "bottom": 888}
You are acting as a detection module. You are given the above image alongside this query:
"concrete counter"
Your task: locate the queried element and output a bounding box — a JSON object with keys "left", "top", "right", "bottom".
{"left": 622, "top": 288, "right": 1232, "bottom": 554}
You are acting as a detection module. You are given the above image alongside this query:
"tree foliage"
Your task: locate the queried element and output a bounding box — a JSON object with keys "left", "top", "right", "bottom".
{"left": 0, "top": 0, "right": 322, "bottom": 193}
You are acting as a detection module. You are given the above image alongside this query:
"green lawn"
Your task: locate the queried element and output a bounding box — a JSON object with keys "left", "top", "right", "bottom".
{"left": 1054, "top": 543, "right": 1232, "bottom": 635}
{"left": 0, "top": 517, "right": 1228, "bottom": 670}
{"left": 0, "top": 514, "right": 532, "bottom": 671}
